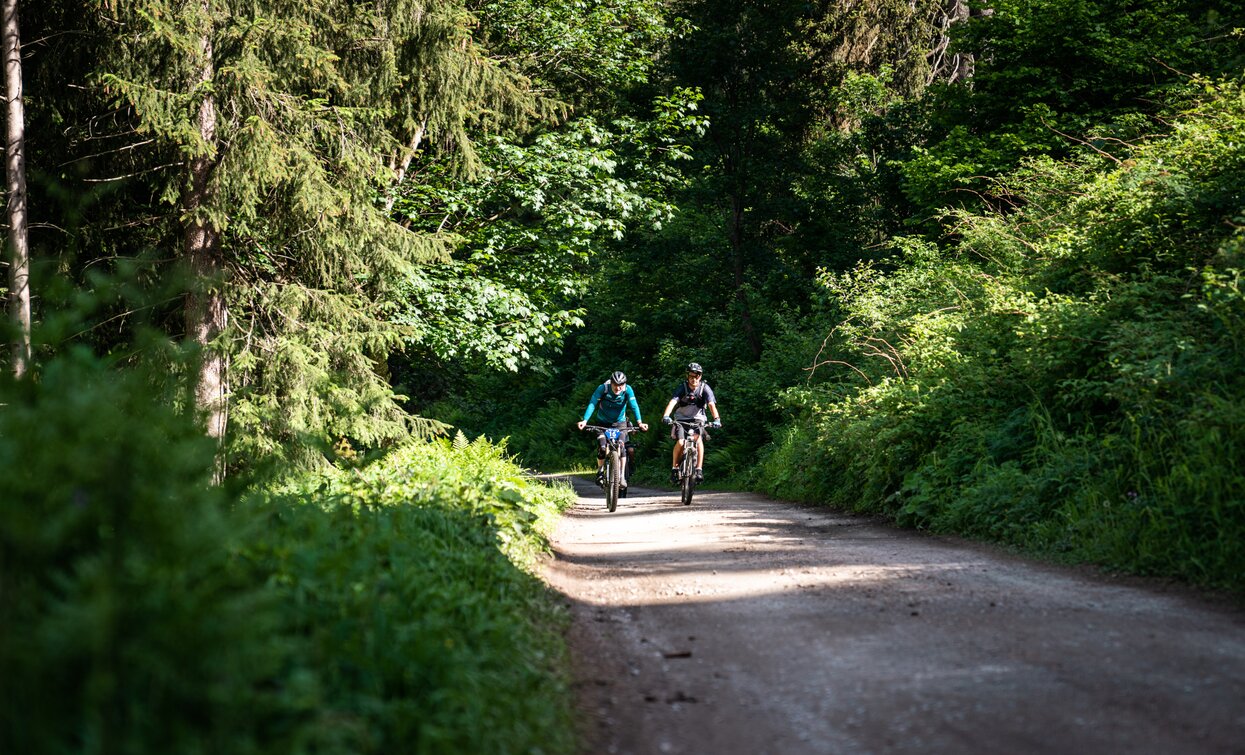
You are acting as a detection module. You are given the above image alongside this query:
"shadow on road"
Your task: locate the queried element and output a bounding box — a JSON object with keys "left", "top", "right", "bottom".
{"left": 541, "top": 473, "right": 1245, "bottom": 755}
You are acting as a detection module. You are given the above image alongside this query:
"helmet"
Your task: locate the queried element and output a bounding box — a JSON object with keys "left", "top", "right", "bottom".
{"left": 687, "top": 362, "right": 703, "bottom": 375}
{"left": 609, "top": 370, "right": 628, "bottom": 386}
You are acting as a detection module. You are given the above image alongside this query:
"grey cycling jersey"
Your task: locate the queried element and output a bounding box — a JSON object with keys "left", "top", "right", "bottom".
{"left": 670, "top": 381, "right": 716, "bottom": 422}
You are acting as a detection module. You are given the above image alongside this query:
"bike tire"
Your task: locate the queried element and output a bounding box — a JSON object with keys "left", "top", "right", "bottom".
{"left": 681, "top": 445, "right": 697, "bottom": 505}
{"left": 607, "top": 450, "right": 622, "bottom": 512}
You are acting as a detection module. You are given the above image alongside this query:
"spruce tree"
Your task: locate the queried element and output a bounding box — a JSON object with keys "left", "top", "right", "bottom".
{"left": 85, "top": 0, "right": 544, "bottom": 469}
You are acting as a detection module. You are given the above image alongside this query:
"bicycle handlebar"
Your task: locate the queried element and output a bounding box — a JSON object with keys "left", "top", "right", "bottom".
{"left": 667, "top": 418, "right": 720, "bottom": 428}
{"left": 580, "top": 424, "right": 647, "bottom": 433}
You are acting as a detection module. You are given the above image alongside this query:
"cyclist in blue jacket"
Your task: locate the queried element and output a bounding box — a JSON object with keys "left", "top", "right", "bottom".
{"left": 577, "top": 371, "right": 649, "bottom": 487}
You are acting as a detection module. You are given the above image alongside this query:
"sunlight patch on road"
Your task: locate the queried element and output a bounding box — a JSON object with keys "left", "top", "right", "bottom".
{"left": 551, "top": 561, "right": 950, "bottom": 606}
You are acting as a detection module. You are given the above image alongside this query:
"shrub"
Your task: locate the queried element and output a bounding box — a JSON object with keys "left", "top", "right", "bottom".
{"left": 0, "top": 350, "right": 285, "bottom": 755}
{"left": 1, "top": 351, "right": 576, "bottom": 753}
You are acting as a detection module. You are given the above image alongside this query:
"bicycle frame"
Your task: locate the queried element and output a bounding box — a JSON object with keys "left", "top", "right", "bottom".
{"left": 581, "top": 424, "right": 641, "bottom": 512}
{"left": 670, "top": 419, "right": 706, "bottom": 506}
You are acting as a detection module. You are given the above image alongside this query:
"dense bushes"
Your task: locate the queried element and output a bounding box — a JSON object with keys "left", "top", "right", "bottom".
{"left": 756, "top": 81, "right": 1245, "bottom": 590}
{"left": 0, "top": 354, "right": 575, "bottom": 754}
{"left": 244, "top": 436, "right": 576, "bottom": 753}
{"left": 0, "top": 351, "right": 274, "bottom": 754}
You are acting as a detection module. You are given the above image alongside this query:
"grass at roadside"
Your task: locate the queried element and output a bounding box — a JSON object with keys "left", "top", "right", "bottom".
{"left": 1, "top": 355, "right": 577, "bottom": 755}
{"left": 241, "top": 435, "right": 578, "bottom": 754}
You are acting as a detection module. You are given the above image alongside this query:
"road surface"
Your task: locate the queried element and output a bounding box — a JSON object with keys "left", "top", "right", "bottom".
{"left": 540, "top": 477, "right": 1245, "bottom": 754}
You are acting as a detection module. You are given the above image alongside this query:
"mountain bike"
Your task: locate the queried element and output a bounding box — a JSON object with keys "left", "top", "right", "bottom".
{"left": 670, "top": 418, "right": 711, "bottom": 506}
{"left": 581, "top": 424, "right": 644, "bottom": 512}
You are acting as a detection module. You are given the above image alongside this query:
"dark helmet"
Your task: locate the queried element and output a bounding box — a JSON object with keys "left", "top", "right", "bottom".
{"left": 687, "top": 362, "right": 703, "bottom": 375}
{"left": 609, "top": 370, "right": 628, "bottom": 386}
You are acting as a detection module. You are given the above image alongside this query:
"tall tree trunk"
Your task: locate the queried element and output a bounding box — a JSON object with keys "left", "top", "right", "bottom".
{"left": 185, "top": 6, "right": 226, "bottom": 480}
{"left": 3, "top": 0, "right": 30, "bottom": 378}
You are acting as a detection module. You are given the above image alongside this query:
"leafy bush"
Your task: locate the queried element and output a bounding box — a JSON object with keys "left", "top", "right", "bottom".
{"left": 1, "top": 351, "right": 576, "bottom": 753}
{"left": 245, "top": 437, "right": 576, "bottom": 754}
{"left": 757, "top": 79, "right": 1245, "bottom": 591}
{"left": 0, "top": 350, "right": 283, "bottom": 754}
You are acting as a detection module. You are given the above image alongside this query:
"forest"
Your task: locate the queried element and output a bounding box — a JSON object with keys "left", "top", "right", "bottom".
{"left": 2, "top": 0, "right": 1242, "bottom": 752}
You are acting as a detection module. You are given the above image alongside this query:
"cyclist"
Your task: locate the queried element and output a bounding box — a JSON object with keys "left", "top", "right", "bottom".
{"left": 577, "top": 371, "right": 649, "bottom": 487}
{"left": 660, "top": 362, "right": 721, "bottom": 484}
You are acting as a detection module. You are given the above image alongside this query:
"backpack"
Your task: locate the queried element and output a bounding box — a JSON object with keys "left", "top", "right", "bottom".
{"left": 677, "top": 381, "right": 705, "bottom": 408}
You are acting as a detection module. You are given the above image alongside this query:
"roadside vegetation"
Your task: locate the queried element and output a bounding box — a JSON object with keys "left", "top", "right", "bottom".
{"left": 1, "top": 349, "right": 575, "bottom": 754}
{"left": 2, "top": 1, "right": 1243, "bottom": 751}
{"left": 755, "top": 82, "right": 1245, "bottom": 590}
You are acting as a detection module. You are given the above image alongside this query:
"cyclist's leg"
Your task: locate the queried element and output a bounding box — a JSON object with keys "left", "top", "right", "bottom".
{"left": 671, "top": 424, "right": 685, "bottom": 466}
{"left": 615, "top": 423, "right": 635, "bottom": 487}
{"left": 686, "top": 428, "right": 703, "bottom": 482}
{"left": 670, "top": 424, "right": 684, "bottom": 482}
{"left": 594, "top": 432, "right": 607, "bottom": 484}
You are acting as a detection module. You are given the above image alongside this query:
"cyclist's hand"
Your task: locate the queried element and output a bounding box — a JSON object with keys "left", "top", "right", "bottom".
{"left": 710, "top": 419, "right": 722, "bottom": 428}
{"left": 639, "top": 422, "right": 649, "bottom": 432}
{"left": 662, "top": 415, "right": 673, "bottom": 425}
{"left": 577, "top": 420, "right": 586, "bottom": 430}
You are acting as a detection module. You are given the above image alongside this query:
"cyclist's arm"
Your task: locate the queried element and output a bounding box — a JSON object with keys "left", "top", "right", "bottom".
{"left": 703, "top": 384, "right": 720, "bottom": 422}
{"left": 626, "top": 387, "right": 643, "bottom": 424}
{"left": 582, "top": 384, "right": 606, "bottom": 423}
{"left": 660, "top": 397, "right": 678, "bottom": 418}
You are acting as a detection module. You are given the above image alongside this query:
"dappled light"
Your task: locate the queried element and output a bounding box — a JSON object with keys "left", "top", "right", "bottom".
{"left": 545, "top": 478, "right": 1245, "bottom": 754}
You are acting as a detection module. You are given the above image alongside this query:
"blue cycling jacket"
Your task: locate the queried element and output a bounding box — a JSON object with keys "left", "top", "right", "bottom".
{"left": 582, "top": 383, "right": 642, "bottom": 425}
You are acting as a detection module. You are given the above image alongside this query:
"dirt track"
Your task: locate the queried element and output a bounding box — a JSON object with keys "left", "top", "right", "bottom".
{"left": 540, "top": 477, "right": 1245, "bottom": 755}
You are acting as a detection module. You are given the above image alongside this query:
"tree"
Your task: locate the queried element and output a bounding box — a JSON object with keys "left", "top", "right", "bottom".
{"left": 899, "top": 0, "right": 1245, "bottom": 219}
{"left": 383, "top": 0, "right": 695, "bottom": 400}
{"left": 181, "top": 0, "right": 225, "bottom": 473}
{"left": 2, "top": 0, "right": 29, "bottom": 378}
{"left": 651, "top": 0, "right": 941, "bottom": 361}
{"left": 67, "top": 0, "right": 548, "bottom": 470}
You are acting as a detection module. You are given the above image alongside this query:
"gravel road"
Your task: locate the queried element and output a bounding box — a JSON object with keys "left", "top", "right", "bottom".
{"left": 540, "top": 476, "right": 1245, "bottom": 755}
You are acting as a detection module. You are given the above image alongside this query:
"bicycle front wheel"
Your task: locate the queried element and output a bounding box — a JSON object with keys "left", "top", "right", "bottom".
{"left": 607, "top": 450, "right": 622, "bottom": 512}
{"left": 680, "top": 446, "right": 697, "bottom": 505}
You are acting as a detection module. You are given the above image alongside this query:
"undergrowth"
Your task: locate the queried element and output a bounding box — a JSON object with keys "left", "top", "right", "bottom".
{"left": 0, "top": 353, "right": 576, "bottom": 754}
{"left": 755, "top": 79, "right": 1245, "bottom": 592}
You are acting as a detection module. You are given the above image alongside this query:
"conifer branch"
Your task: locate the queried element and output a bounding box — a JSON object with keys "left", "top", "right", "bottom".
{"left": 82, "top": 161, "right": 182, "bottom": 182}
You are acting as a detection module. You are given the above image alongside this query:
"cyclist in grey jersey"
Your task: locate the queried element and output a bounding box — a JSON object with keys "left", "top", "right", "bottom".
{"left": 659, "top": 362, "right": 721, "bottom": 484}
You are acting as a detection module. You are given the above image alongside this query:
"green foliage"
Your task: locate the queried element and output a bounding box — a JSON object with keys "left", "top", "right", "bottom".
{"left": 899, "top": 0, "right": 1245, "bottom": 219}
{"left": 471, "top": 0, "right": 675, "bottom": 109}
{"left": 0, "top": 351, "right": 280, "bottom": 754}
{"left": 755, "top": 79, "right": 1245, "bottom": 591}
{"left": 245, "top": 438, "right": 576, "bottom": 753}
{"left": 19, "top": 0, "right": 557, "bottom": 470}
{"left": 1, "top": 348, "right": 575, "bottom": 753}
{"left": 391, "top": 96, "right": 704, "bottom": 373}
{"left": 301, "top": 435, "right": 575, "bottom": 565}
